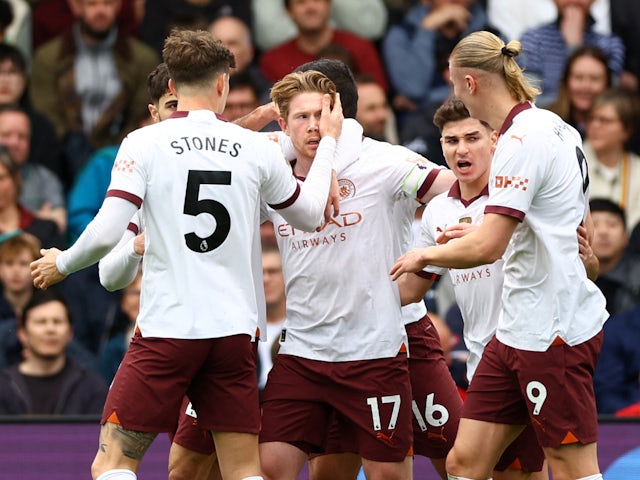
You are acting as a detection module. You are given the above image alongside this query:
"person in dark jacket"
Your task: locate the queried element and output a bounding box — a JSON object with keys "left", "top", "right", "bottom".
{"left": 594, "top": 301, "right": 640, "bottom": 414}
{"left": 0, "top": 288, "right": 107, "bottom": 415}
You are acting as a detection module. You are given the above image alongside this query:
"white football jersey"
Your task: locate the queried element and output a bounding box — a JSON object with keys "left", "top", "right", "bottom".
{"left": 487, "top": 105, "right": 608, "bottom": 351}
{"left": 263, "top": 138, "right": 444, "bottom": 361}
{"left": 394, "top": 193, "right": 429, "bottom": 325}
{"left": 419, "top": 184, "right": 503, "bottom": 379}
{"left": 105, "top": 110, "right": 322, "bottom": 339}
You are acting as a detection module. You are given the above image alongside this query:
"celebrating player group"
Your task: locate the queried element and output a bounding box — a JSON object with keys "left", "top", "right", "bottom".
{"left": 31, "top": 27, "right": 607, "bottom": 480}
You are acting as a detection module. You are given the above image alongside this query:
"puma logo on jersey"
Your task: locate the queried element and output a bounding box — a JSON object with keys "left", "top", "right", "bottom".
{"left": 510, "top": 134, "right": 527, "bottom": 144}
{"left": 427, "top": 427, "right": 447, "bottom": 443}
{"left": 376, "top": 430, "right": 396, "bottom": 445}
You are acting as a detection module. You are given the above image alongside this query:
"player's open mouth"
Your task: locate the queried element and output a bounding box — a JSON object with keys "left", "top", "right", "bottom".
{"left": 457, "top": 161, "right": 472, "bottom": 170}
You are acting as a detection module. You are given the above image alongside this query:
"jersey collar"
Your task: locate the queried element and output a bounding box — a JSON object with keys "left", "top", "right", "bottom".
{"left": 448, "top": 181, "right": 490, "bottom": 207}
{"left": 169, "top": 111, "right": 228, "bottom": 122}
{"left": 499, "top": 102, "right": 532, "bottom": 136}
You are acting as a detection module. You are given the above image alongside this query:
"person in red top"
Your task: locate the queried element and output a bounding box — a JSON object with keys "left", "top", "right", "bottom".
{"left": 259, "top": 0, "right": 388, "bottom": 90}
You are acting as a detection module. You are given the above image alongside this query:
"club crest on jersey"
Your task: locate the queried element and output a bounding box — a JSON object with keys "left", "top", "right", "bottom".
{"left": 458, "top": 217, "right": 472, "bottom": 224}
{"left": 338, "top": 178, "right": 356, "bottom": 199}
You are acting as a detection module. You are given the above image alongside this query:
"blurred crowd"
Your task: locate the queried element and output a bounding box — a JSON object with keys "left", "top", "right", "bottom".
{"left": 0, "top": 0, "right": 638, "bottom": 418}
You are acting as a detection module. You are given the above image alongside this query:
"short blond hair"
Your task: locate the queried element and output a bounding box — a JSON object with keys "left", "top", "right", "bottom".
{"left": 270, "top": 70, "right": 336, "bottom": 123}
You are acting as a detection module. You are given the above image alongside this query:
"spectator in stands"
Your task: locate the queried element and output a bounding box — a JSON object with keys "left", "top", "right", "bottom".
{"left": 0, "top": 145, "right": 64, "bottom": 249}
{"left": 0, "top": 44, "right": 67, "bottom": 188}
{"left": 610, "top": 0, "right": 639, "bottom": 93}
{"left": 0, "top": 231, "right": 39, "bottom": 323}
{"left": 208, "top": 15, "right": 271, "bottom": 103}
{"left": 584, "top": 88, "right": 640, "bottom": 232}
{"left": 252, "top": 0, "right": 389, "bottom": 51}
{"left": 31, "top": 0, "right": 141, "bottom": 52}
{"left": 519, "top": 0, "right": 625, "bottom": 105}
{"left": 590, "top": 198, "right": 640, "bottom": 317}
{"left": 354, "top": 73, "right": 399, "bottom": 143}
{"left": 0, "top": 105, "right": 66, "bottom": 233}
{"left": 382, "top": 0, "right": 493, "bottom": 118}
{"left": 98, "top": 267, "right": 140, "bottom": 383}
{"left": 486, "top": 0, "right": 612, "bottom": 43}
{"left": 66, "top": 62, "right": 176, "bottom": 243}
{"left": 0, "top": 288, "right": 107, "bottom": 415}
{"left": 594, "top": 301, "right": 640, "bottom": 415}
{"left": 139, "top": 0, "right": 252, "bottom": 56}
{"left": 29, "top": 0, "right": 159, "bottom": 181}
{"left": 544, "top": 45, "right": 612, "bottom": 139}
{"left": 0, "top": 233, "right": 99, "bottom": 370}
{"left": 259, "top": 0, "right": 388, "bottom": 91}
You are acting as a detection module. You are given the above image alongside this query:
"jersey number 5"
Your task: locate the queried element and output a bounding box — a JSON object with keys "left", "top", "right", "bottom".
{"left": 183, "top": 170, "right": 232, "bottom": 253}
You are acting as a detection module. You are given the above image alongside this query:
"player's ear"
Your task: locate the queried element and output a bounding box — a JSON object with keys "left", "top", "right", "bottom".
{"left": 465, "top": 74, "right": 477, "bottom": 94}
{"left": 168, "top": 78, "right": 178, "bottom": 97}
{"left": 278, "top": 117, "right": 289, "bottom": 135}
{"left": 148, "top": 104, "right": 160, "bottom": 123}
{"left": 216, "top": 72, "right": 228, "bottom": 97}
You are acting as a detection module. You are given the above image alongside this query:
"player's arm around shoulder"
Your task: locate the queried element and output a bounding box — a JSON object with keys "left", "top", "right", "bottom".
{"left": 383, "top": 144, "right": 455, "bottom": 203}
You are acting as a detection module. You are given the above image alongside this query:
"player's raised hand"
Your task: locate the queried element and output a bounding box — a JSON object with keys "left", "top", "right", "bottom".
{"left": 320, "top": 92, "right": 343, "bottom": 140}
{"left": 31, "top": 248, "right": 67, "bottom": 289}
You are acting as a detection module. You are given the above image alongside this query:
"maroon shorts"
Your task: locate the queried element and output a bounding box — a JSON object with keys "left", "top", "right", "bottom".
{"left": 168, "top": 397, "right": 216, "bottom": 455}
{"left": 102, "top": 333, "right": 260, "bottom": 434}
{"left": 463, "top": 332, "right": 603, "bottom": 448}
{"left": 317, "top": 316, "right": 461, "bottom": 460}
{"left": 405, "top": 315, "right": 461, "bottom": 458}
{"left": 494, "top": 423, "right": 545, "bottom": 472}
{"left": 260, "top": 352, "right": 413, "bottom": 462}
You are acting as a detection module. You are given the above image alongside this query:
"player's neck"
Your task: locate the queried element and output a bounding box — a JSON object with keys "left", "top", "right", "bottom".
{"left": 293, "top": 155, "right": 314, "bottom": 177}
{"left": 459, "top": 183, "right": 486, "bottom": 202}
{"left": 176, "top": 96, "right": 225, "bottom": 115}
{"left": 482, "top": 97, "right": 521, "bottom": 134}
{"left": 459, "top": 173, "right": 489, "bottom": 201}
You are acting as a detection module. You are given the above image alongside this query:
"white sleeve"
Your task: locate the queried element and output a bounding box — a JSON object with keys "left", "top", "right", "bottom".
{"left": 333, "top": 118, "right": 363, "bottom": 173}
{"left": 98, "top": 230, "right": 142, "bottom": 292}
{"left": 274, "top": 137, "right": 336, "bottom": 231}
{"left": 56, "top": 197, "right": 139, "bottom": 275}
